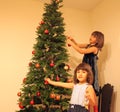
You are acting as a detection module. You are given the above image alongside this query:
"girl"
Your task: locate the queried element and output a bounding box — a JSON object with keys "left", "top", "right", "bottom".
{"left": 45, "top": 63, "right": 97, "bottom": 112}
{"left": 67, "top": 31, "right": 104, "bottom": 95}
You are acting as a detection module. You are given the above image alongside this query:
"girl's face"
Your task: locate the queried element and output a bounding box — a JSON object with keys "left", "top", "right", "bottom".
{"left": 89, "top": 35, "right": 97, "bottom": 45}
{"left": 76, "top": 69, "right": 88, "bottom": 83}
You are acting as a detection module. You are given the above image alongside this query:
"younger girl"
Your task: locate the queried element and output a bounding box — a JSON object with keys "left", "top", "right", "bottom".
{"left": 67, "top": 31, "right": 104, "bottom": 95}
{"left": 45, "top": 63, "right": 97, "bottom": 112}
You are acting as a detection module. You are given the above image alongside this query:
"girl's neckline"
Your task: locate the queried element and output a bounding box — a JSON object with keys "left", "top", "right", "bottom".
{"left": 78, "top": 82, "right": 88, "bottom": 85}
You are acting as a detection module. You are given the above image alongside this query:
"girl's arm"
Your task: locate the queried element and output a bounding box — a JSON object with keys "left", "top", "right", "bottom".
{"left": 85, "top": 85, "right": 97, "bottom": 106}
{"left": 45, "top": 78, "right": 74, "bottom": 89}
{"left": 67, "top": 37, "right": 88, "bottom": 48}
{"left": 67, "top": 39, "right": 98, "bottom": 54}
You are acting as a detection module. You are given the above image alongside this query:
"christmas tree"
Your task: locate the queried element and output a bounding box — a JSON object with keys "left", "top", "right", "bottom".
{"left": 17, "top": 0, "right": 72, "bottom": 112}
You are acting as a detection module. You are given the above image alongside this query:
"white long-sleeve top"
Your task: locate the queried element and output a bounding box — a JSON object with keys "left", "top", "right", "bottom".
{"left": 70, "top": 83, "right": 88, "bottom": 106}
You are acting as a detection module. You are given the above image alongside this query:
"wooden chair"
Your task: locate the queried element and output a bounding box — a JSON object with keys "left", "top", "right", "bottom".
{"left": 98, "top": 83, "right": 114, "bottom": 112}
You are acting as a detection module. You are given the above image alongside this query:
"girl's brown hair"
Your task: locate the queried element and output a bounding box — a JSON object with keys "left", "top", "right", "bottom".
{"left": 73, "top": 63, "right": 93, "bottom": 84}
{"left": 91, "top": 31, "right": 104, "bottom": 50}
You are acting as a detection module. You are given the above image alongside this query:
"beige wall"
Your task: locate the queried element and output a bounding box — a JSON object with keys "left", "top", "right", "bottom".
{"left": 0, "top": 0, "right": 119, "bottom": 112}
{"left": 0, "top": 0, "right": 44, "bottom": 111}
{"left": 91, "top": 0, "right": 120, "bottom": 111}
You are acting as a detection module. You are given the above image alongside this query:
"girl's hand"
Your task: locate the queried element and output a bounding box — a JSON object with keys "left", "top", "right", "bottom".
{"left": 67, "top": 39, "right": 73, "bottom": 46}
{"left": 85, "top": 89, "right": 91, "bottom": 100}
{"left": 67, "top": 36, "right": 74, "bottom": 41}
{"left": 44, "top": 78, "right": 51, "bottom": 84}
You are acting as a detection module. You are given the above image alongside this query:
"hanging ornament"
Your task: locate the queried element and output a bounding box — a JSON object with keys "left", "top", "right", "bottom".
{"left": 36, "top": 91, "right": 41, "bottom": 96}
{"left": 17, "top": 92, "right": 21, "bottom": 97}
{"left": 30, "top": 99, "right": 35, "bottom": 105}
{"left": 18, "top": 102, "right": 24, "bottom": 109}
{"left": 35, "top": 63, "right": 40, "bottom": 68}
{"left": 44, "top": 80, "right": 49, "bottom": 85}
{"left": 44, "top": 29, "right": 49, "bottom": 34}
{"left": 50, "top": 93, "right": 56, "bottom": 99}
{"left": 40, "top": 20, "right": 45, "bottom": 25}
{"left": 50, "top": 60, "right": 55, "bottom": 67}
{"left": 55, "top": 95, "right": 61, "bottom": 100}
{"left": 23, "top": 78, "right": 26, "bottom": 83}
{"left": 55, "top": 0, "right": 59, "bottom": 3}
{"left": 56, "top": 75, "right": 60, "bottom": 81}
{"left": 32, "top": 50, "right": 35, "bottom": 55}
{"left": 67, "top": 44, "right": 71, "bottom": 47}
{"left": 64, "top": 64, "right": 70, "bottom": 70}
{"left": 67, "top": 78, "right": 73, "bottom": 83}
{"left": 29, "top": 62, "right": 32, "bottom": 66}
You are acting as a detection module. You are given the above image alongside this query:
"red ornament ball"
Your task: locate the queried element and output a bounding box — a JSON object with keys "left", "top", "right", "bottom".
{"left": 29, "top": 62, "right": 32, "bottom": 66}
{"left": 23, "top": 78, "right": 26, "bottom": 83}
{"left": 55, "top": 95, "right": 60, "bottom": 100}
{"left": 50, "top": 63, "right": 55, "bottom": 67}
{"left": 36, "top": 91, "right": 41, "bottom": 96}
{"left": 19, "top": 102, "right": 24, "bottom": 109}
{"left": 32, "top": 50, "right": 35, "bottom": 55}
{"left": 17, "top": 92, "right": 21, "bottom": 97}
{"left": 35, "top": 63, "right": 40, "bottom": 68}
{"left": 40, "top": 20, "right": 45, "bottom": 25}
{"left": 56, "top": 76, "right": 60, "bottom": 81}
{"left": 44, "top": 29, "right": 49, "bottom": 34}
{"left": 67, "top": 44, "right": 71, "bottom": 47}
{"left": 44, "top": 80, "right": 49, "bottom": 85}
{"left": 50, "top": 93, "right": 56, "bottom": 99}
{"left": 30, "top": 99, "right": 34, "bottom": 105}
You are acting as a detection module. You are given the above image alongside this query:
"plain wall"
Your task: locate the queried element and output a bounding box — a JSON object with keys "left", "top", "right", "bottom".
{"left": 91, "top": 0, "right": 120, "bottom": 112}
{"left": 0, "top": 0, "right": 119, "bottom": 112}
{"left": 91, "top": 0, "right": 120, "bottom": 111}
{"left": 0, "top": 0, "right": 44, "bottom": 111}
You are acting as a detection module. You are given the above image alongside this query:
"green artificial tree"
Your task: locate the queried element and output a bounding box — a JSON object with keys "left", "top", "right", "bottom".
{"left": 17, "top": 0, "right": 72, "bottom": 112}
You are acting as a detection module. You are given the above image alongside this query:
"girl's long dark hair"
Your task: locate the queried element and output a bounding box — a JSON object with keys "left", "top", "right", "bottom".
{"left": 91, "top": 31, "right": 104, "bottom": 50}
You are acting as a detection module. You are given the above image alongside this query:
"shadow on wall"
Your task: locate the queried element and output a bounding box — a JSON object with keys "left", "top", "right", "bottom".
{"left": 111, "top": 91, "right": 116, "bottom": 112}
{"left": 98, "top": 43, "right": 111, "bottom": 86}
{"left": 68, "top": 55, "right": 82, "bottom": 75}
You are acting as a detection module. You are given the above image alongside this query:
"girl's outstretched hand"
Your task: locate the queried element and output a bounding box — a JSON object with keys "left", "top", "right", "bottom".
{"left": 67, "top": 36, "right": 74, "bottom": 41}
{"left": 44, "top": 78, "right": 51, "bottom": 84}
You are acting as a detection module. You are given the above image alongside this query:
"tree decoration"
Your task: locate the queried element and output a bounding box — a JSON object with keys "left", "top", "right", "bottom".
{"left": 44, "top": 80, "right": 49, "bottom": 85}
{"left": 30, "top": 99, "right": 35, "bottom": 105}
{"left": 55, "top": 94, "right": 61, "bottom": 100}
{"left": 50, "top": 93, "right": 56, "bottom": 99}
{"left": 32, "top": 50, "right": 35, "bottom": 55}
{"left": 17, "top": 92, "right": 21, "bottom": 97}
{"left": 50, "top": 60, "right": 55, "bottom": 67}
{"left": 64, "top": 64, "right": 70, "bottom": 70}
{"left": 35, "top": 63, "right": 40, "bottom": 68}
{"left": 18, "top": 102, "right": 24, "bottom": 109}
{"left": 36, "top": 91, "right": 41, "bottom": 96}
{"left": 67, "top": 44, "right": 71, "bottom": 47}
{"left": 56, "top": 75, "right": 60, "bottom": 81}
{"left": 23, "top": 78, "right": 26, "bottom": 83}
{"left": 17, "top": 0, "right": 72, "bottom": 111}
{"left": 29, "top": 62, "right": 32, "bottom": 66}
{"left": 40, "top": 20, "right": 45, "bottom": 25}
{"left": 67, "top": 77, "right": 73, "bottom": 83}
{"left": 44, "top": 29, "right": 49, "bottom": 34}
